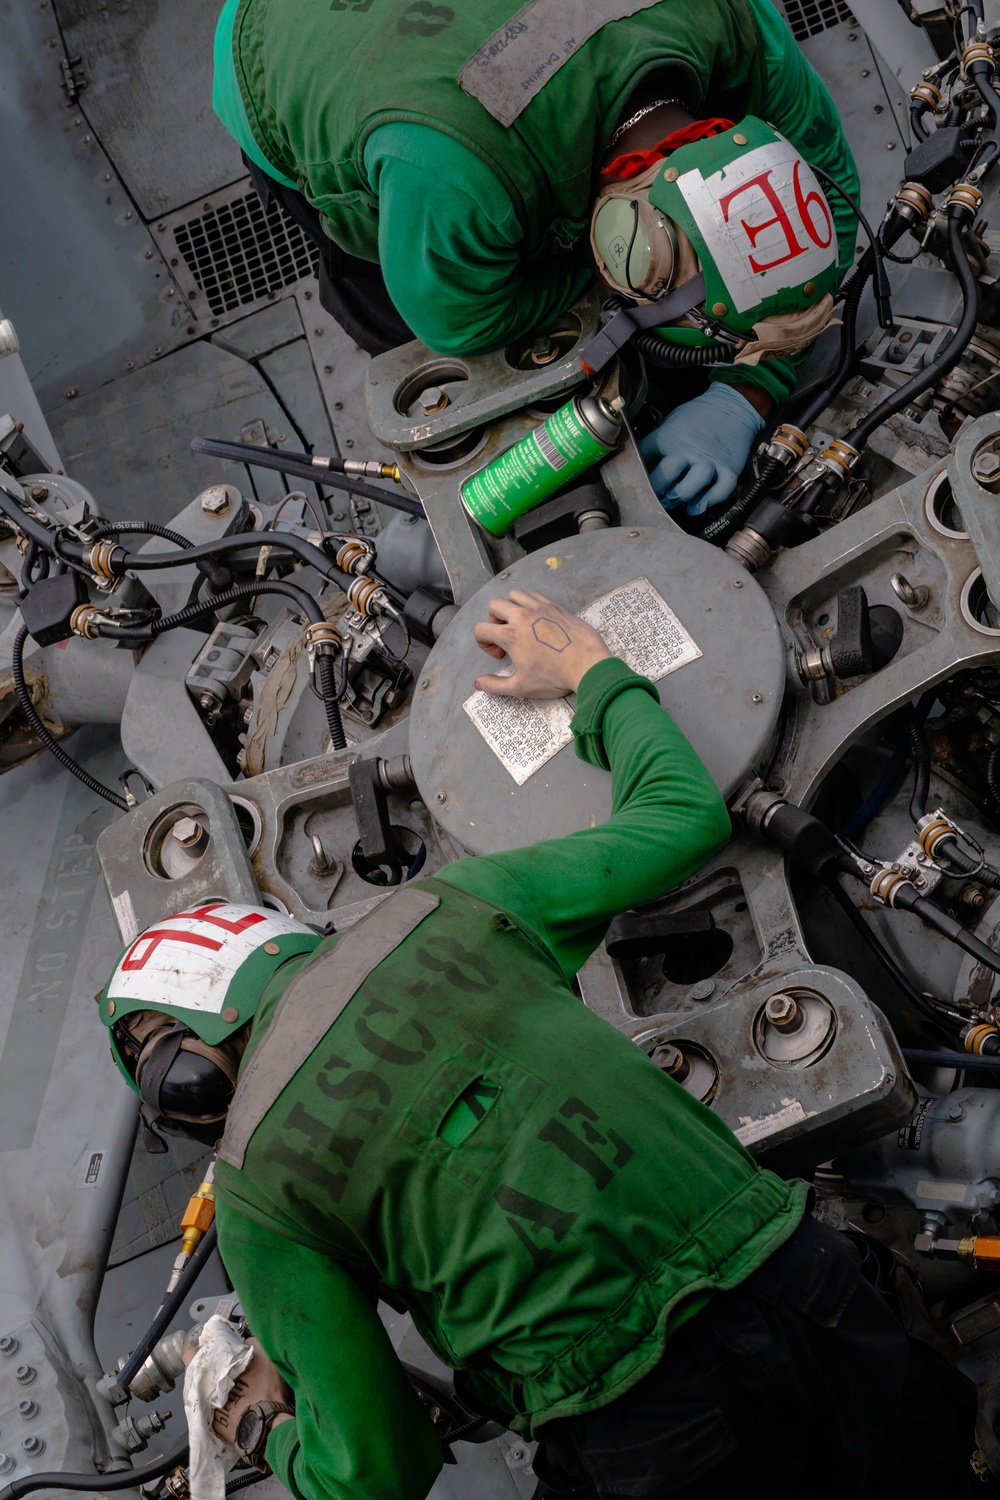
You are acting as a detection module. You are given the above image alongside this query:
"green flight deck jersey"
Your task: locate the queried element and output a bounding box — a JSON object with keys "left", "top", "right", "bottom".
{"left": 214, "top": 659, "right": 808, "bottom": 1500}
{"left": 213, "top": 0, "right": 858, "bottom": 403}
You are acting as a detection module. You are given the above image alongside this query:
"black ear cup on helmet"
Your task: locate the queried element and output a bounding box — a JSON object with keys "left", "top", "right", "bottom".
{"left": 132, "top": 1020, "right": 238, "bottom": 1146}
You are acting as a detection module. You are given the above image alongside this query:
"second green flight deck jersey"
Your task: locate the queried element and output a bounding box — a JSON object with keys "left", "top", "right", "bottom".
{"left": 213, "top": 0, "right": 858, "bottom": 403}
{"left": 214, "top": 660, "right": 809, "bottom": 1500}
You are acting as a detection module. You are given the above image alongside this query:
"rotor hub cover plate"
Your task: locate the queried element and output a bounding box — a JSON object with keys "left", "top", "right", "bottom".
{"left": 409, "top": 526, "right": 784, "bottom": 856}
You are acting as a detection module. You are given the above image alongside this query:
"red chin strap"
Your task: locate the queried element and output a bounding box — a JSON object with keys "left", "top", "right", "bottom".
{"left": 602, "top": 117, "right": 735, "bottom": 182}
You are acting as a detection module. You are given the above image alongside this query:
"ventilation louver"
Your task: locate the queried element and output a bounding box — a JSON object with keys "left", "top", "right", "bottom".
{"left": 781, "top": 0, "right": 856, "bottom": 41}
{"left": 172, "top": 192, "right": 318, "bottom": 317}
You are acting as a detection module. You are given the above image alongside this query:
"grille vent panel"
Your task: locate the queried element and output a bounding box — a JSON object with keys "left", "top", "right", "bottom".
{"left": 781, "top": 0, "right": 856, "bottom": 40}
{"left": 172, "top": 192, "right": 318, "bottom": 317}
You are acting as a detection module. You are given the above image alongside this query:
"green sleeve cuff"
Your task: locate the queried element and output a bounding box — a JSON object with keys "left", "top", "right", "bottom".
{"left": 571, "top": 657, "right": 660, "bottom": 771}
{"left": 708, "top": 356, "right": 800, "bottom": 407}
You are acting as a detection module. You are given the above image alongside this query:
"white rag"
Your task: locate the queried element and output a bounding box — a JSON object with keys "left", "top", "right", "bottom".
{"left": 182, "top": 1315, "right": 254, "bottom": 1500}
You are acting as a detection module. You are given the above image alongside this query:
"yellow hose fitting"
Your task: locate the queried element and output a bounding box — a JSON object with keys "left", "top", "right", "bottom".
{"left": 70, "top": 603, "right": 101, "bottom": 639}
{"left": 341, "top": 459, "right": 402, "bottom": 482}
{"left": 179, "top": 1165, "right": 216, "bottom": 1259}
{"left": 964, "top": 1022, "right": 1000, "bottom": 1055}
{"left": 909, "top": 80, "right": 942, "bottom": 110}
{"left": 302, "top": 620, "right": 342, "bottom": 658}
{"left": 335, "top": 537, "right": 376, "bottom": 575}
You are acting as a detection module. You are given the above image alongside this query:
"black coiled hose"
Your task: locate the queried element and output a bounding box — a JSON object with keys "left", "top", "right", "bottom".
{"left": 0, "top": 1440, "right": 190, "bottom": 1500}
{"left": 10, "top": 626, "right": 128, "bottom": 809}
{"left": 316, "top": 653, "right": 347, "bottom": 750}
{"left": 696, "top": 456, "right": 785, "bottom": 545}
{"left": 633, "top": 333, "right": 731, "bottom": 368}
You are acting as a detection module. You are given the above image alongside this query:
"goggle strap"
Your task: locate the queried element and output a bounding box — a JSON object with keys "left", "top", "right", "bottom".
{"left": 579, "top": 272, "right": 707, "bottom": 375}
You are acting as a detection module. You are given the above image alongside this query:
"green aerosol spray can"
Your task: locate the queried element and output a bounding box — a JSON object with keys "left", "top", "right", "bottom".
{"left": 460, "top": 391, "right": 625, "bottom": 537}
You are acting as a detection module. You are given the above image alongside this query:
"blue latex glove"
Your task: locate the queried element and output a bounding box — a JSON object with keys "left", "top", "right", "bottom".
{"left": 638, "top": 384, "right": 765, "bottom": 516}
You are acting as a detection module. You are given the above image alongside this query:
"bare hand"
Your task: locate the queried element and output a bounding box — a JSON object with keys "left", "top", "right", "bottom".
{"left": 184, "top": 1338, "right": 292, "bottom": 1446}
{"left": 473, "top": 589, "right": 610, "bottom": 699}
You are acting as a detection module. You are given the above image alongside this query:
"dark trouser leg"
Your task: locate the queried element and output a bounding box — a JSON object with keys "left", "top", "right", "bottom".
{"left": 534, "top": 1216, "right": 979, "bottom": 1499}
{"left": 242, "top": 156, "right": 414, "bottom": 356}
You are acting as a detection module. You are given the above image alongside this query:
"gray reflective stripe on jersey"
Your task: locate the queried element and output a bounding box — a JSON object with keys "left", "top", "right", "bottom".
{"left": 458, "top": 0, "right": 667, "bottom": 127}
{"left": 218, "top": 888, "right": 440, "bottom": 1169}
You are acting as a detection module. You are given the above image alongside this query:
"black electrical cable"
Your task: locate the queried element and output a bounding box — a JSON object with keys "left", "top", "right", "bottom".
{"left": 0, "top": 487, "right": 359, "bottom": 595}
{"left": 904, "top": 1048, "right": 1000, "bottom": 1071}
{"left": 191, "top": 439, "right": 424, "bottom": 520}
{"left": 846, "top": 215, "right": 981, "bottom": 451}
{"left": 808, "top": 166, "right": 892, "bottom": 329}
{"left": 10, "top": 626, "right": 128, "bottom": 810}
{"left": 89, "top": 521, "right": 194, "bottom": 549}
{"left": 116, "top": 1222, "right": 218, "bottom": 1392}
{"left": 908, "top": 711, "right": 931, "bottom": 822}
{"left": 891, "top": 880, "right": 1000, "bottom": 976}
{"left": 826, "top": 876, "right": 963, "bottom": 1028}
{"left": 95, "top": 583, "right": 347, "bottom": 750}
{"left": 910, "top": 103, "right": 930, "bottom": 143}
{"left": 0, "top": 1439, "right": 190, "bottom": 1500}
{"left": 226, "top": 1469, "right": 269, "bottom": 1494}
{"left": 695, "top": 249, "right": 875, "bottom": 547}
{"left": 987, "top": 744, "right": 1000, "bottom": 820}
{"left": 931, "top": 834, "right": 1000, "bottom": 887}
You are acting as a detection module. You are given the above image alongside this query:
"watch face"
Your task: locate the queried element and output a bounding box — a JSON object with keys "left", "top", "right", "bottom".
{"left": 236, "top": 1405, "right": 264, "bottom": 1458}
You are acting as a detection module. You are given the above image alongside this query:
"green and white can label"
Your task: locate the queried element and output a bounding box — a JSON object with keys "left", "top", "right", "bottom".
{"left": 460, "top": 396, "right": 618, "bottom": 537}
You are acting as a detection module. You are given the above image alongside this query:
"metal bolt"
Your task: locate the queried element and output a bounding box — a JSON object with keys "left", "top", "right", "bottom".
{"left": 172, "top": 817, "right": 204, "bottom": 848}
{"left": 65, "top": 388, "right": 77, "bottom": 399}
{"left": 324, "top": 365, "right": 333, "bottom": 375}
{"left": 123, "top": 360, "right": 134, "bottom": 372}
{"left": 344, "top": 439, "right": 354, "bottom": 448}
{"left": 861, "top": 68, "right": 870, "bottom": 77}
{"left": 689, "top": 979, "right": 716, "bottom": 1002}
{"left": 890, "top": 572, "right": 929, "bottom": 610}
{"left": 886, "top": 142, "right": 896, "bottom": 150}
{"left": 764, "top": 992, "right": 801, "bottom": 1031}
{"left": 29, "top": 486, "right": 48, "bottom": 502}
{"left": 15, "top": 1366, "right": 35, "bottom": 1386}
{"left": 0, "top": 1456, "right": 14, "bottom": 1476}
{"left": 0, "top": 1337, "right": 19, "bottom": 1357}
{"left": 435, "top": 791, "right": 447, "bottom": 804}
{"left": 629, "top": 529, "right": 640, "bottom": 538}
{"left": 418, "top": 386, "right": 449, "bottom": 415}
{"left": 263, "top": 942, "right": 280, "bottom": 956}
{"left": 731, "top": 578, "right": 744, "bottom": 588}
{"left": 21, "top": 1437, "right": 43, "bottom": 1457}
{"left": 961, "top": 887, "right": 987, "bottom": 910}
{"left": 973, "top": 449, "right": 1000, "bottom": 487}
{"left": 199, "top": 486, "right": 232, "bottom": 516}
{"left": 750, "top": 692, "right": 763, "bottom": 704}
{"left": 949, "top": 1104, "right": 965, "bottom": 1121}
{"left": 420, "top": 678, "right": 430, "bottom": 689}
{"left": 650, "top": 1043, "right": 690, "bottom": 1082}
{"left": 18, "top": 1401, "right": 37, "bottom": 1420}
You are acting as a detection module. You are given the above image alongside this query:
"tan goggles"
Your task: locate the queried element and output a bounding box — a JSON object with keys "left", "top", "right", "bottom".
{"left": 590, "top": 162, "right": 677, "bottom": 302}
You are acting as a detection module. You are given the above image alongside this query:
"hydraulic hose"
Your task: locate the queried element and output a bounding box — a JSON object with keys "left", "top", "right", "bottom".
{"left": 115, "top": 1223, "right": 218, "bottom": 1392}
{"left": 930, "top": 833, "right": 1000, "bottom": 888}
{"left": 892, "top": 880, "right": 1000, "bottom": 975}
{"left": 10, "top": 626, "right": 128, "bottom": 810}
{"left": 191, "top": 438, "right": 424, "bottom": 520}
{"left": 903, "top": 1048, "right": 1000, "bottom": 1072}
{"left": 827, "top": 876, "right": 961, "bottom": 1028}
{"left": 316, "top": 653, "right": 347, "bottom": 750}
{"left": 696, "top": 456, "right": 784, "bottom": 544}
{"left": 0, "top": 1440, "right": 190, "bottom": 1500}
{"left": 846, "top": 215, "right": 981, "bottom": 451}
{"left": 910, "top": 103, "right": 930, "bottom": 143}
{"left": 0, "top": 488, "right": 357, "bottom": 594}
{"left": 88, "top": 520, "right": 232, "bottom": 593}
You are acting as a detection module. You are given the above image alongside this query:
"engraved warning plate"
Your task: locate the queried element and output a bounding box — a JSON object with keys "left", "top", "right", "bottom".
{"left": 463, "top": 578, "right": 701, "bottom": 785}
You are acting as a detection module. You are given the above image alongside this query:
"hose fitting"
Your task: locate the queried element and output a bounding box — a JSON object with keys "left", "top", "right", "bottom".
{"left": 341, "top": 459, "right": 401, "bottom": 482}
{"left": 962, "top": 39, "right": 995, "bottom": 74}
{"left": 962, "top": 1021, "right": 1000, "bottom": 1056}
{"left": 917, "top": 810, "right": 961, "bottom": 861}
{"left": 817, "top": 438, "right": 861, "bottom": 479}
{"left": 302, "top": 620, "right": 342, "bottom": 661}
{"left": 909, "top": 80, "right": 942, "bottom": 111}
{"left": 70, "top": 603, "right": 101, "bottom": 639}
{"left": 946, "top": 181, "right": 984, "bottom": 221}
{"left": 335, "top": 537, "right": 377, "bottom": 576}
{"left": 765, "top": 423, "right": 810, "bottom": 468}
{"left": 894, "top": 181, "right": 934, "bottom": 226}
{"left": 870, "top": 865, "right": 916, "bottom": 907}
{"left": 347, "top": 575, "right": 393, "bottom": 619}
{"left": 84, "top": 539, "right": 125, "bottom": 587}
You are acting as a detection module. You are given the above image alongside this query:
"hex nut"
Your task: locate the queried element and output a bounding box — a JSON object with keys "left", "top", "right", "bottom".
{"left": 18, "top": 1401, "right": 37, "bottom": 1419}
{"left": 972, "top": 450, "right": 1000, "bottom": 488}
{"left": 15, "top": 1366, "right": 35, "bottom": 1386}
{"left": 171, "top": 817, "right": 204, "bottom": 848}
{"left": 764, "top": 992, "right": 799, "bottom": 1028}
{"left": 21, "top": 1437, "right": 43, "bottom": 1457}
{"left": 418, "top": 386, "right": 449, "bottom": 415}
{"left": 199, "top": 486, "right": 233, "bottom": 516}
{"left": 0, "top": 1337, "right": 19, "bottom": 1357}
{"left": 0, "top": 1455, "right": 14, "bottom": 1475}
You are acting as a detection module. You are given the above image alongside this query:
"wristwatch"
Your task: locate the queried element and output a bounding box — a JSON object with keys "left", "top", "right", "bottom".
{"left": 234, "top": 1400, "right": 294, "bottom": 1472}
